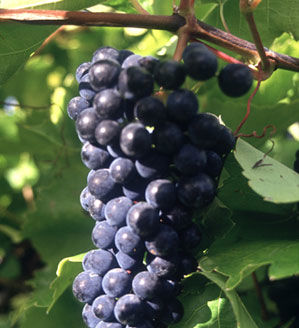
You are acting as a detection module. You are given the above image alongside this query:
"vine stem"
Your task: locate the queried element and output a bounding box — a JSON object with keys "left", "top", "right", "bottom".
{"left": 0, "top": 9, "right": 299, "bottom": 72}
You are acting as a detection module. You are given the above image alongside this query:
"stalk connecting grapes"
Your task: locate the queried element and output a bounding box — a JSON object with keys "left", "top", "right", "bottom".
{"left": 68, "top": 44, "right": 253, "bottom": 328}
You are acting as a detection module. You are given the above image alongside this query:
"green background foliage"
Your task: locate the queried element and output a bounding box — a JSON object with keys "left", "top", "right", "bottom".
{"left": 0, "top": 1, "right": 298, "bottom": 327}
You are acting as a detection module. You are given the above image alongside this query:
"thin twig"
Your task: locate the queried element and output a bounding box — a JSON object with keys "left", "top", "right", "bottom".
{"left": 244, "top": 12, "right": 270, "bottom": 71}
{"left": 251, "top": 272, "right": 269, "bottom": 320}
{"left": 219, "top": 0, "right": 230, "bottom": 33}
{"left": 129, "top": 0, "right": 150, "bottom": 15}
{"left": 33, "top": 25, "right": 65, "bottom": 56}
{"left": 0, "top": 9, "right": 298, "bottom": 72}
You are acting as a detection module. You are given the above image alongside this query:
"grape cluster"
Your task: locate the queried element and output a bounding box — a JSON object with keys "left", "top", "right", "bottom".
{"left": 68, "top": 44, "right": 242, "bottom": 328}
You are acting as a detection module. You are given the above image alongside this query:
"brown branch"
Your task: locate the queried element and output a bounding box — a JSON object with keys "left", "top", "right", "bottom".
{"left": 0, "top": 9, "right": 185, "bottom": 31}
{"left": 0, "top": 9, "right": 298, "bottom": 72}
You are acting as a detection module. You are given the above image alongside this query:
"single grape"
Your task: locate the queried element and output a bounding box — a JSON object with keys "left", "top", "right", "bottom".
{"left": 154, "top": 60, "right": 186, "bottom": 89}
{"left": 126, "top": 202, "right": 159, "bottom": 238}
{"left": 76, "top": 62, "right": 91, "bottom": 82}
{"left": 81, "top": 142, "right": 111, "bottom": 170}
{"left": 118, "top": 66, "right": 154, "bottom": 100}
{"left": 145, "top": 179, "right": 176, "bottom": 211}
{"left": 76, "top": 107, "right": 100, "bottom": 143}
{"left": 105, "top": 197, "right": 133, "bottom": 227}
{"left": 89, "top": 197, "right": 106, "bottom": 221}
{"left": 188, "top": 113, "right": 221, "bottom": 149}
{"left": 153, "top": 122, "right": 184, "bottom": 155}
{"left": 79, "top": 74, "right": 96, "bottom": 101}
{"left": 88, "top": 169, "right": 121, "bottom": 202}
{"left": 145, "top": 224, "right": 179, "bottom": 257}
{"left": 92, "top": 221, "right": 118, "bottom": 249}
{"left": 174, "top": 144, "right": 207, "bottom": 176}
{"left": 114, "top": 294, "right": 145, "bottom": 326}
{"left": 92, "top": 46, "right": 120, "bottom": 63}
{"left": 122, "top": 54, "right": 142, "bottom": 69}
{"left": 93, "top": 89, "right": 123, "bottom": 120}
{"left": 82, "top": 303, "right": 101, "bottom": 328}
{"left": 95, "top": 120, "right": 121, "bottom": 146}
{"left": 183, "top": 43, "right": 218, "bottom": 81}
{"left": 83, "top": 249, "right": 117, "bottom": 276}
{"left": 177, "top": 173, "right": 216, "bottom": 207}
{"left": 102, "top": 268, "right": 132, "bottom": 298}
{"left": 110, "top": 158, "right": 138, "bottom": 185}
{"left": 80, "top": 186, "right": 95, "bottom": 212}
{"left": 166, "top": 89, "right": 198, "bottom": 123}
{"left": 72, "top": 271, "right": 103, "bottom": 304}
{"left": 115, "top": 226, "right": 145, "bottom": 256}
{"left": 212, "top": 125, "right": 236, "bottom": 155}
{"left": 89, "top": 59, "right": 121, "bottom": 91}
{"left": 92, "top": 295, "right": 116, "bottom": 321}
{"left": 146, "top": 254, "right": 178, "bottom": 279}
{"left": 132, "top": 271, "right": 162, "bottom": 300}
{"left": 134, "top": 96, "right": 166, "bottom": 127}
{"left": 218, "top": 63, "right": 253, "bottom": 97}
{"left": 67, "top": 96, "right": 90, "bottom": 120}
{"left": 120, "top": 123, "right": 151, "bottom": 158}
{"left": 205, "top": 150, "right": 223, "bottom": 177}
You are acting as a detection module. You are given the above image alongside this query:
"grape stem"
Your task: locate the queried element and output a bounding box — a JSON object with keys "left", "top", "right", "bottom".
{"left": 0, "top": 9, "right": 299, "bottom": 73}
{"left": 244, "top": 11, "right": 271, "bottom": 72}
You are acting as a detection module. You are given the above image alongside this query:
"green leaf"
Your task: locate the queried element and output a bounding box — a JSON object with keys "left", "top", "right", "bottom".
{"left": 199, "top": 217, "right": 299, "bottom": 289}
{"left": 0, "top": 0, "right": 103, "bottom": 85}
{"left": 200, "top": 0, "right": 299, "bottom": 46}
{"left": 218, "top": 153, "right": 292, "bottom": 217}
{"left": 47, "top": 253, "right": 86, "bottom": 313}
{"left": 199, "top": 271, "right": 259, "bottom": 328}
{"left": 170, "top": 273, "right": 237, "bottom": 328}
{"left": 234, "top": 139, "right": 299, "bottom": 203}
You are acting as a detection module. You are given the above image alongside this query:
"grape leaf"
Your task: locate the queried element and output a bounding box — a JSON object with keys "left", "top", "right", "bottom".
{"left": 198, "top": 271, "right": 259, "bottom": 328}
{"left": 199, "top": 216, "right": 299, "bottom": 289}
{"left": 234, "top": 139, "right": 299, "bottom": 203}
{"left": 170, "top": 273, "right": 238, "bottom": 328}
{"left": 0, "top": 0, "right": 103, "bottom": 85}
{"left": 218, "top": 153, "right": 293, "bottom": 217}
{"left": 200, "top": 0, "right": 299, "bottom": 46}
{"left": 47, "top": 253, "right": 86, "bottom": 313}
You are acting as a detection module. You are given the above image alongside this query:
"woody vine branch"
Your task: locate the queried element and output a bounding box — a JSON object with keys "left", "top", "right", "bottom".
{"left": 0, "top": 9, "right": 298, "bottom": 73}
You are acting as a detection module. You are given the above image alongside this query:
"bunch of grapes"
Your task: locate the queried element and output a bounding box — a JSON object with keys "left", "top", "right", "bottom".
{"left": 68, "top": 43, "right": 253, "bottom": 328}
